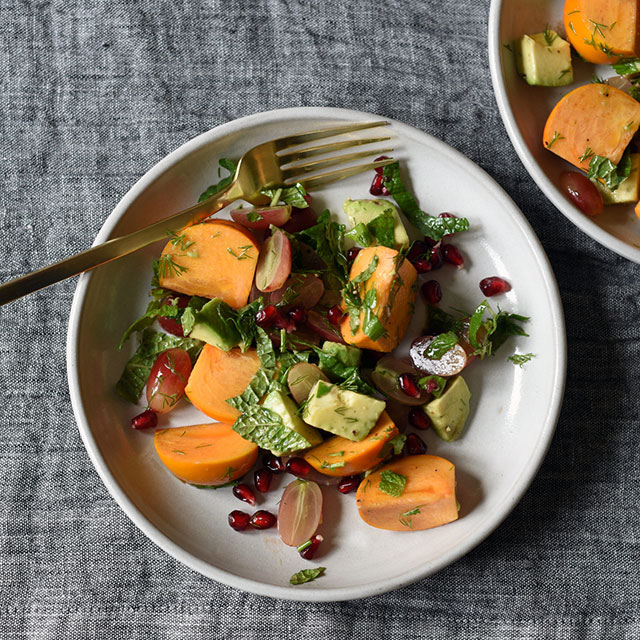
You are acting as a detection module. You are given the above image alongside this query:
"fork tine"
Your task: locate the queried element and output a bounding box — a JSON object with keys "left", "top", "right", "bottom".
{"left": 281, "top": 147, "right": 394, "bottom": 180}
{"left": 284, "top": 158, "right": 396, "bottom": 188}
{"left": 278, "top": 136, "right": 391, "bottom": 161}
{"left": 275, "top": 121, "right": 388, "bottom": 151}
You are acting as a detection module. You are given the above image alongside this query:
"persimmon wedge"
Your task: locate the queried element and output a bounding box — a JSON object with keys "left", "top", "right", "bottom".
{"left": 543, "top": 84, "right": 640, "bottom": 171}
{"left": 564, "top": 0, "right": 640, "bottom": 64}
{"left": 356, "top": 455, "right": 458, "bottom": 531}
{"left": 154, "top": 423, "right": 258, "bottom": 486}
{"left": 185, "top": 345, "right": 261, "bottom": 423}
{"left": 158, "top": 220, "right": 259, "bottom": 308}
{"left": 303, "top": 411, "right": 399, "bottom": 477}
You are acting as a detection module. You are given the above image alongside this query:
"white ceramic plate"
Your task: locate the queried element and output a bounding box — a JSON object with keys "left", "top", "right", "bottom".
{"left": 489, "top": 0, "right": 640, "bottom": 263}
{"left": 66, "top": 107, "right": 566, "bottom": 601}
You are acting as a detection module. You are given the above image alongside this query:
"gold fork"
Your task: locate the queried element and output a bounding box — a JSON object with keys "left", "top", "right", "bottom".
{"left": 0, "top": 121, "right": 394, "bottom": 306}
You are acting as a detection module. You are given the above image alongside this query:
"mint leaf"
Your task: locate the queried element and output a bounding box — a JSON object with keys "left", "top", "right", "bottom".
{"left": 612, "top": 57, "right": 640, "bottom": 77}
{"left": 588, "top": 149, "right": 632, "bottom": 191}
{"left": 232, "top": 405, "right": 312, "bottom": 453}
{"left": 180, "top": 296, "right": 208, "bottom": 336}
{"left": 260, "top": 183, "right": 308, "bottom": 208}
{"left": 246, "top": 210, "right": 264, "bottom": 223}
{"left": 383, "top": 162, "right": 469, "bottom": 241}
{"left": 198, "top": 158, "right": 238, "bottom": 202}
{"left": 118, "top": 300, "right": 181, "bottom": 350}
{"left": 388, "top": 434, "right": 407, "bottom": 455}
{"left": 417, "top": 375, "right": 447, "bottom": 398}
{"left": 379, "top": 470, "right": 407, "bottom": 497}
{"left": 424, "top": 332, "right": 459, "bottom": 359}
{"left": 116, "top": 330, "right": 203, "bottom": 403}
{"left": 508, "top": 352, "right": 536, "bottom": 367}
{"left": 367, "top": 211, "right": 396, "bottom": 249}
{"left": 290, "top": 567, "right": 326, "bottom": 585}
{"left": 345, "top": 222, "right": 372, "bottom": 247}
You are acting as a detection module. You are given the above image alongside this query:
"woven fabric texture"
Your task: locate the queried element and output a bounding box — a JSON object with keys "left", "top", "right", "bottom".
{"left": 0, "top": 0, "right": 639, "bottom": 638}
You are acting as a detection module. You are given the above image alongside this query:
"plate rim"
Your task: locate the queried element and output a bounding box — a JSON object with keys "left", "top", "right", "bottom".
{"left": 487, "top": 0, "right": 640, "bottom": 265}
{"left": 66, "top": 105, "right": 567, "bottom": 601}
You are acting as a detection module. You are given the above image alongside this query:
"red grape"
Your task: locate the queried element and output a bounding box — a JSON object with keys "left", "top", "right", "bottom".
{"left": 560, "top": 171, "right": 603, "bottom": 217}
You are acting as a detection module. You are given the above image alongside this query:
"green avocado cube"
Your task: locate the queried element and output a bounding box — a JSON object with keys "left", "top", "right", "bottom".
{"left": 190, "top": 298, "right": 240, "bottom": 350}
{"left": 261, "top": 390, "right": 322, "bottom": 454}
{"left": 514, "top": 30, "right": 573, "bottom": 87}
{"left": 319, "top": 341, "right": 361, "bottom": 372}
{"left": 595, "top": 153, "right": 640, "bottom": 204}
{"left": 302, "top": 381, "right": 385, "bottom": 441}
{"left": 343, "top": 199, "right": 410, "bottom": 250}
{"left": 423, "top": 376, "right": 471, "bottom": 442}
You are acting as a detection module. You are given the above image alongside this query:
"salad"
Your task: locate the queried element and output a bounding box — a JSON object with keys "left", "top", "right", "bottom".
{"left": 512, "top": 2, "right": 640, "bottom": 217}
{"left": 116, "top": 156, "right": 530, "bottom": 585}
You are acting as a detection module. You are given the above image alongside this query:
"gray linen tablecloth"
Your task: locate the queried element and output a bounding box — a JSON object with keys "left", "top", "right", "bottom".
{"left": 1, "top": 0, "right": 639, "bottom": 638}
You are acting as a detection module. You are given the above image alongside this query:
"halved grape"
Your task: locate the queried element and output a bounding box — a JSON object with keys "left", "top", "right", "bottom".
{"left": 230, "top": 205, "right": 292, "bottom": 230}
{"left": 146, "top": 348, "right": 192, "bottom": 413}
{"left": 560, "top": 171, "right": 603, "bottom": 217}
{"left": 278, "top": 479, "right": 323, "bottom": 546}
{"left": 306, "top": 310, "right": 346, "bottom": 344}
{"left": 255, "top": 229, "right": 292, "bottom": 292}
{"left": 409, "top": 336, "right": 468, "bottom": 377}
{"left": 371, "top": 356, "right": 430, "bottom": 405}
{"left": 287, "top": 363, "right": 329, "bottom": 404}
{"left": 269, "top": 274, "right": 325, "bottom": 309}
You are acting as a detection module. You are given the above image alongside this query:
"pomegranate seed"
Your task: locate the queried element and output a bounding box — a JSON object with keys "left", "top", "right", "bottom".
{"left": 479, "top": 276, "right": 511, "bottom": 297}
{"left": 370, "top": 173, "right": 384, "bottom": 195}
{"left": 429, "top": 245, "right": 443, "bottom": 269}
{"left": 254, "top": 467, "right": 273, "bottom": 493}
{"left": 346, "top": 247, "right": 361, "bottom": 262}
{"left": 408, "top": 240, "right": 428, "bottom": 263}
{"left": 250, "top": 510, "right": 277, "bottom": 529}
{"left": 228, "top": 510, "right": 251, "bottom": 531}
{"left": 327, "top": 305, "right": 344, "bottom": 326}
{"left": 421, "top": 280, "right": 442, "bottom": 304}
{"left": 404, "top": 433, "right": 427, "bottom": 456}
{"left": 398, "top": 373, "right": 420, "bottom": 398}
{"left": 255, "top": 304, "right": 279, "bottom": 328}
{"left": 422, "top": 379, "right": 439, "bottom": 394}
{"left": 286, "top": 457, "right": 311, "bottom": 477}
{"left": 263, "top": 454, "right": 285, "bottom": 474}
{"left": 130, "top": 409, "right": 158, "bottom": 430}
{"left": 337, "top": 476, "right": 361, "bottom": 494}
{"left": 560, "top": 170, "right": 603, "bottom": 217}
{"left": 442, "top": 244, "right": 464, "bottom": 268}
{"left": 374, "top": 156, "right": 389, "bottom": 174}
{"left": 288, "top": 306, "right": 307, "bottom": 325}
{"left": 298, "top": 534, "right": 324, "bottom": 560}
{"left": 232, "top": 484, "right": 256, "bottom": 506}
{"left": 423, "top": 236, "right": 438, "bottom": 248}
{"left": 438, "top": 212, "right": 457, "bottom": 218}
{"left": 413, "top": 258, "right": 432, "bottom": 274}
{"left": 408, "top": 407, "right": 431, "bottom": 431}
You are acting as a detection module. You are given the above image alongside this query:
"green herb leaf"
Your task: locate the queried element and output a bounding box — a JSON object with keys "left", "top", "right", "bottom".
{"left": 180, "top": 296, "right": 208, "bottom": 336}
{"left": 261, "top": 183, "right": 308, "bottom": 208}
{"left": 232, "top": 405, "right": 314, "bottom": 454}
{"left": 388, "top": 434, "right": 407, "bottom": 455}
{"left": 118, "top": 299, "right": 181, "bottom": 349}
{"left": 378, "top": 470, "right": 407, "bottom": 497}
{"left": 344, "top": 222, "right": 373, "bottom": 248}
{"left": 588, "top": 149, "right": 632, "bottom": 191}
{"left": 612, "top": 57, "right": 640, "bottom": 77}
{"left": 417, "top": 375, "right": 447, "bottom": 398}
{"left": 382, "top": 162, "right": 470, "bottom": 241}
{"left": 424, "top": 331, "right": 459, "bottom": 359}
{"left": 198, "top": 158, "right": 238, "bottom": 202}
{"left": 399, "top": 505, "right": 424, "bottom": 529}
{"left": 289, "top": 567, "right": 326, "bottom": 585}
{"left": 116, "top": 330, "right": 203, "bottom": 403}
{"left": 508, "top": 352, "right": 536, "bottom": 367}
{"left": 367, "top": 212, "right": 396, "bottom": 248}
{"left": 246, "top": 210, "right": 264, "bottom": 223}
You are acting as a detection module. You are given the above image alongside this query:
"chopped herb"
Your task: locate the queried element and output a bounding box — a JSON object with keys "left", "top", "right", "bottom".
{"left": 367, "top": 211, "right": 396, "bottom": 249}
{"left": 168, "top": 230, "right": 195, "bottom": 252}
{"left": 246, "top": 210, "right": 264, "bottom": 223}
{"left": 588, "top": 149, "right": 632, "bottom": 191}
{"left": 578, "top": 147, "right": 594, "bottom": 163}
{"left": 625, "top": 121, "right": 635, "bottom": 131}
{"left": 424, "top": 332, "right": 459, "bottom": 359}
{"left": 612, "top": 58, "right": 640, "bottom": 77}
{"left": 328, "top": 451, "right": 344, "bottom": 457}
{"left": 417, "top": 375, "right": 447, "bottom": 398}
{"left": 382, "top": 162, "right": 469, "bottom": 241}
{"left": 559, "top": 68, "right": 571, "bottom": 80}
{"left": 290, "top": 567, "right": 326, "bottom": 585}
{"left": 194, "top": 443, "right": 212, "bottom": 449}
{"left": 569, "top": 21, "right": 576, "bottom": 35}
{"left": 545, "top": 131, "right": 564, "bottom": 149}
{"left": 198, "top": 158, "right": 237, "bottom": 202}
{"left": 503, "top": 43, "right": 513, "bottom": 52}
{"left": 227, "top": 245, "right": 254, "bottom": 260}
{"left": 379, "top": 470, "right": 407, "bottom": 497}
{"left": 320, "top": 460, "right": 345, "bottom": 470}
{"left": 172, "top": 450, "right": 186, "bottom": 455}
{"left": 261, "top": 183, "right": 308, "bottom": 209}
{"left": 567, "top": 8, "right": 579, "bottom": 14}
{"left": 399, "top": 505, "right": 425, "bottom": 529}
{"left": 508, "top": 352, "right": 536, "bottom": 367}
{"left": 543, "top": 26, "right": 557, "bottom": 46}
{"left": 157, "top": 254, "right": 188, "bottom": 279}
{"left": 315, "top": 381, "right": 332, "bottom": 399}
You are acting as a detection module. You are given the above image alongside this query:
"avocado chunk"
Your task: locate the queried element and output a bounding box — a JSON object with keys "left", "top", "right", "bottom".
{"left": 261, "top": 390, "right": 323, "bottom": 454}
{"left": 302, "top": 380, "right": 385, "bottom": 441}
{"left": 318, "top": 341, "right": 361, "bottom": 374}
{"left": 595, "top": 153, "right": 640, "bottom": 204}
{"left": 343, "top": 199, "right": 410, "bottom": 250}
{"left": 514, "top": 31, "right": 573, "bottom": 87}
{"left": 190, "top": 298, "right": 241, "bottom": 350}
{"left": 423, "top": 375, "right": 471, "bottom": 442}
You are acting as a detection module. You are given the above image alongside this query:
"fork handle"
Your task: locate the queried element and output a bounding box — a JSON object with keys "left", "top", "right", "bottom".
{"left": 0, "top": 189, "right": 238, "bottom": 306}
